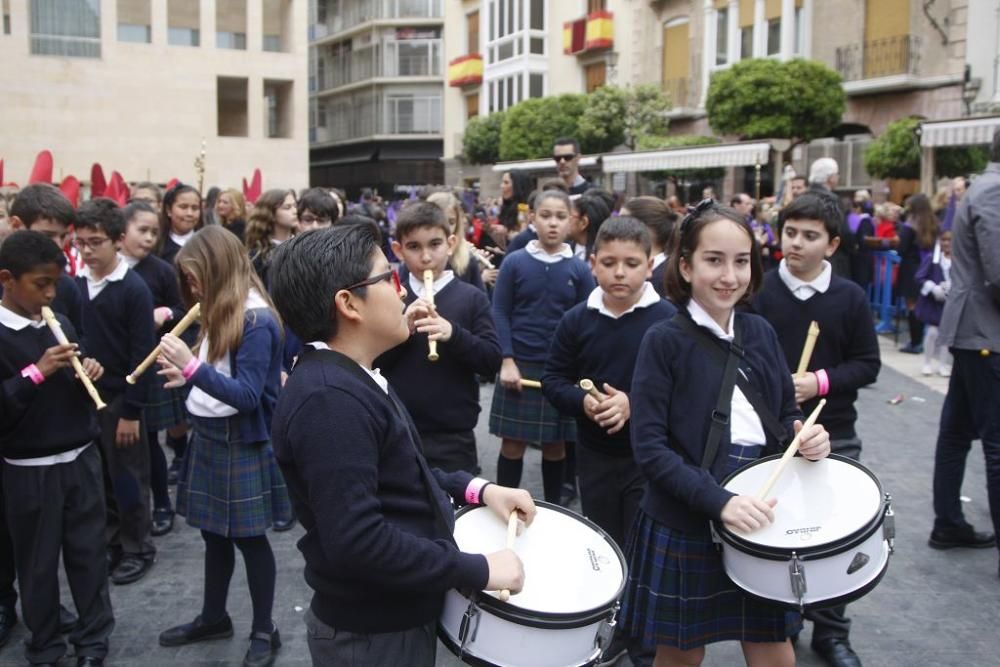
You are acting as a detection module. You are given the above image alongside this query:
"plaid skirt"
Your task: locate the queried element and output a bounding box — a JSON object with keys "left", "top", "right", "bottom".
{"left": 488, "top": 360, "right": 576, "bottom": 443}
{"left": 144, "top": 378, "right": 188, "bottom": 432}
{"left": 176, "top": 415, "right": 293, "bottom": 538}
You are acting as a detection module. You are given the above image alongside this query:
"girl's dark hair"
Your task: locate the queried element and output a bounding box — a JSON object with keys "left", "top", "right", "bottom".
{"left": 269, "top": 220, "right": 383, "bottom": 343}
{"left": 534, "top": 189, "right": 572, "bottom": 213}
{"left": 593, "top": 215, "right": 652, "bottom": 256}
{"left": 623, "top": 196, "right": 677, "bottom": 251}
{"left": 906, "top": 193, "right": 940, "bottom": 250}
{"left": 159, "top": 184, "right": 203, "bottom": 246}
{"left": 123, "top": 201, "right": 158, "bottom": 224}
{"left": 498, "top": 170, "right": 534, "bottom": 229}
{"left": 664, "top": 201, "right": 763, "bottom": 305}
{"left": 573, "top": 189, "right": 613, "bottom": 254}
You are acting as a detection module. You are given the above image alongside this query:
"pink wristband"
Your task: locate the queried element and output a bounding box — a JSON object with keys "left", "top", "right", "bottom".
{"left": 815, "top": 369, "right": 830, "bottom": 397}
{"left": 181, "top": 357, "right": 202, "bottom": 380}
{"left": 465, "top": 477, "right": 490, "bottom": 505}
{"left": 155, "top": 307, "right": 174, "bottom": 323}
{"left": 20, "top": 364, "right": 44, "bottom": 386}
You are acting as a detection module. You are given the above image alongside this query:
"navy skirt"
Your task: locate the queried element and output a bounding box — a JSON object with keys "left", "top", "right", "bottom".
{"left": 488, "top": 360, "right": 576, "bottom": 443}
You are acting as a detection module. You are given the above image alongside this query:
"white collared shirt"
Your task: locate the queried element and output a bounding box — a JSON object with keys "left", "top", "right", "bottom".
{"left": 778, "top": 259, "right": 832, "bottom": 301}
{"left": 687, "top": 300, "right": 766, "bottom": 447}
{"left": 586, "top": 282, "right": 661, "bottom": 320}
{"left": 573, "top": 243, "right": 587, "bottom": 261}
{"left": 0, "top": 304, "right": 46, "bottom": 331}
{"left": 408, "top": 270, "right": 455, "bottom": 300}
{"left": 122, "top": 254, "right": 141, "bottom": 269}
{"left": 652, "top": 252, "right": 667, "bottom": 270}
{"left": 79, "top": 255, "right": 129, "bottom": 300}
{"left": 307, "top": 341, "right": 389, "bottom": 394}
{"left": 170, "top": 230, "right": 194, "bottom": 248}
{"left": 525, "top": 240, "right": 573, "bottom": 264}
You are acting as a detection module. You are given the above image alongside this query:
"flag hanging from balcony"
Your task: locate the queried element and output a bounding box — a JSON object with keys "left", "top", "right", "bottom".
{"left": 584, "top": 11, "right": 614, "bottom": 51}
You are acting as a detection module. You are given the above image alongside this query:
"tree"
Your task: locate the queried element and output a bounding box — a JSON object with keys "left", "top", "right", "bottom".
{"left": 462, "top": 112, "right": 505, "bottom": 165}
{"left": 706, "top": 58, "right": 845, "bottom": 143}
{"left": 864, "top": 117, "right": 991, "bottom": 180}
{"left": 577, "top": 84, "right": 671, "bottom": 153}
{"left": 498, "top": 94, "right": 588, "bottom": 161}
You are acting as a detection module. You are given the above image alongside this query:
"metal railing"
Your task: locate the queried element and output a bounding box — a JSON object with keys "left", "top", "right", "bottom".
{"left": 317, "top": 39, "right": 441, "bottom": 91}
{"left": 316, "top": 91, "right": 442, "bottom": 143}
{"left": 662, "top": 77, "right": 692, "bottom": 109}
{"left": 313, "top": 0, "right": 442, "bottom": 40}
{"left": 835, "top": 34, "right": 921, "bottom": 81}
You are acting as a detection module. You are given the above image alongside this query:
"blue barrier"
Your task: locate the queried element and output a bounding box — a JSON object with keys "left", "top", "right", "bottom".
{"left": 871, "top": 251, "right": 904, "bottom": 334}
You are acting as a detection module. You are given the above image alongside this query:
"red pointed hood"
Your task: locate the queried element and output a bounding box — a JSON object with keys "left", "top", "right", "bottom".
{"left": 28, "top": 150, "right": 54, "bottom": 184}
{"left": 59, "top": 176, "right": 81, "bottom": 208}
{"left": 105, "top": 171, "right": 129, "bottom": 206}
{"left": 90, "top": 163, "right": 107, "bottom": 197}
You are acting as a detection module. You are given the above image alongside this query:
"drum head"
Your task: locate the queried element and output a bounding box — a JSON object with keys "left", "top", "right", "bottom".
{"left": 453, "top": 504, "right": 624, "bottom": 615}
{"left": 722, "top": 456, "right": 882, "bottom": 549}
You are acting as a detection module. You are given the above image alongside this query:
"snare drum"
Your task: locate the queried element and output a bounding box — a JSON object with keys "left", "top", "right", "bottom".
{"left": 439, "top": 501, "right": 626, "bottom": 667}
{"left": 714, "top": 454, "right": 894, "bottom": 611}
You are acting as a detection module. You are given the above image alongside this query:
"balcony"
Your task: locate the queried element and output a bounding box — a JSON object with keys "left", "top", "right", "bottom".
{"left": 835, "top": 35, "right": 921, "bottom": 89}
{"left": 314, "top": 91, "right": 442, "bottom": 144}
{"left": 563, "top": 11, "right": 613, "bottom": 55}
{"left": 316, "top": 38, "right": 442, "bottom": 93}
{"left": 662, "top": 78, "right": 694, "bottom": 109}
{"left": 448, "top": 54, "right": 483, "bottom": 87}
{"left": 311, "top": 0, "right": 442, "bottom": 43}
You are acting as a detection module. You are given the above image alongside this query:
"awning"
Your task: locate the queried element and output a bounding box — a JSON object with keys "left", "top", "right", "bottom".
{"left": 491, "top": 155, "right": 600, "bottom": 173}
{"left": 602, "top": 142, "right": 771, "bottom": 173}
{"left": 310, "top": 149, "right": 376, "bottom": 167}
{"left": 920, "top": 116, "right": 1000, "bottom": 148}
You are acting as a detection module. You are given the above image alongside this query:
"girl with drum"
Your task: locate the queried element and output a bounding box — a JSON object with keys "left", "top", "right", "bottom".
{"left": 623, "top": 201, "right": 831, "bottom": 666}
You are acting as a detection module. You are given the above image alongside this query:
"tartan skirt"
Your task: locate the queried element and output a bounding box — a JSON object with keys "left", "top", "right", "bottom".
{"left": 488, "top": 360, "right": 576, "bottom": 443}
{"left": 176, "top": 415, "right": 293, "bottom": 538}
{"left": 144, "top": 378, "right": 188, "bottom": 432}
{"left": 620, "top": 510, "right": 800, "bottom": 651}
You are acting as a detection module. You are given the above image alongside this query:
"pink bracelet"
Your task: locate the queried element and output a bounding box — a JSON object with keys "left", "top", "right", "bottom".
{"left": 155, "top": 307, "right": 174, "bottom": 323}
{"left": 20, "top": 364, "right": 44, "bottom": 386}
{"left": 181, "top": 357, "right": 202, "bottom": 380}
{"left": 465, "top": 478, "right": 490, "bottom": 505}
{"left": 815, "top": 369, "right": 830, "bottom": 397}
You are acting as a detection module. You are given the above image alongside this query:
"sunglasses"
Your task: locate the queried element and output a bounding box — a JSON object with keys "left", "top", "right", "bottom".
{"left": 553, "top": 154, "right": 577, "bottom": 163}
{"left": 343, "top": 269, "right": 402, "bottom": 293}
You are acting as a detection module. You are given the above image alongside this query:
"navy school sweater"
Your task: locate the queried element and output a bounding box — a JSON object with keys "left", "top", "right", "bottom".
{"left": 272, "top": 348, "right": 489, "bottom": 633}
{"left": 631, "top": 311, "right": 801, "bottom": 534}
{"left": 159, "top": 236, "right": 183, "bottom": 267}
{"left": 751, "top": 270, "right": 880, "bottom": 441}
{"left": 76, "top": 269, "right": 156, "bottom": 420}
{"left": 543, "top": 295, "right": 676, "bottom": 456}
{"left": 492, "top": 249, "right": 595, "bottom": 362}
{"left": 376, "top": 277, "right": 501, "bottom": 434}
{"left": 0, "top": 313, "right": 100, "bottom": 459}
{"left": 649, "top": 260, "right": 668, "bottom": 299}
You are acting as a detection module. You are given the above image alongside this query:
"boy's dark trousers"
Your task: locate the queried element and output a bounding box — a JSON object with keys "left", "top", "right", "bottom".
{"left": 98, "top": 394, "right": 155, "bottom": 560}
{"left": 4, "top": 445, "right": 114, "bottom": 663}
{"left": 0, "top": 465, "right": 18, "bottom": 617}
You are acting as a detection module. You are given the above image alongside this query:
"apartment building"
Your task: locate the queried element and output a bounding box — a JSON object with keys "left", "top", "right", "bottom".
{"left": 308, "top": 0, "right": 445, "bottom": 196}
{"left": 1, "top": 0, "right": 308, "bottom": 190}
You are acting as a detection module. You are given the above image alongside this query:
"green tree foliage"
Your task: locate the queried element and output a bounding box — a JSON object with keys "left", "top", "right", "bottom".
{"left": 706, "top": 58, "right": 845, "bottom": 142}
{"left": 635, "top": 134, "right": 724, "bottom": 182}
{"left": 578, "top": 84, "right": 671, "bottom": 152}
{"left": 498, "top": 94, "right": 587, "bottom": 161}
{"left": 937, "top": 145, "right": 989, "bottom": 178}
{"left": 863, "top": 117, "right": 921, "bottom": 179}
{"left": 462, "top": 112, "right": 505, "bottom": 165}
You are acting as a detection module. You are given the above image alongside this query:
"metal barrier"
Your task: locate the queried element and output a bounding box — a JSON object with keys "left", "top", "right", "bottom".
{"left": 870, "top": 251, "right": 903, "bottom": 334}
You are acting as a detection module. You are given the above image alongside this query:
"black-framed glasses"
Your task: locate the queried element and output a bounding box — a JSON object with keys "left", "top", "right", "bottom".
{"left": 553, "top": 153, "right": 577, "bottom": 163}
{"left": 343, "top": 269, "right": 401, "bottom": 293}
{"left": 679, "top": 198, "right": 718, "bottom": 237}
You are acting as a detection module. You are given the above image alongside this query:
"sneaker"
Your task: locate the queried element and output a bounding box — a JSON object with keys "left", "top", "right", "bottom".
{"left": 921, "top": 363, "right": 934, "bottom": 376}
{"left": 939, "top": 365, "right": 952, "bottom": 378}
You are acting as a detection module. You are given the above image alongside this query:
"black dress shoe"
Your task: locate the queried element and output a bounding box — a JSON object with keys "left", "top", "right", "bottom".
{"left": 271, "top": 517, "right": 297, "bottom": 532}
{"left": 0, "top": 606, "right": 16, "bottom": 648}
{"left": 167, "top": 458, "right": 182, "bottom": 486}
{"left": 812, "top": 638, "right": 862, "bottom": 667}
{"left": 106, "top": 546, "right": 123, "bottom": 576}
{"left": 59, "top": 604, "right": 78, "bottom": 634}
{"left": 928, "top": 527, "right": 996, "bottom": 550}
{"left": 77, "top": 657, "right": 104, "bottom": 666}
{"left": 243, "top": 627, "right": 281, "bottom": 667}
{"left": 151, "top": 508, "right": 175, "bottom": 537}
{"left": 110, "top": 555, "right": 154, "bottom": 585}
{"left": 159, "top": 614, "right": 234, "bottom": 647}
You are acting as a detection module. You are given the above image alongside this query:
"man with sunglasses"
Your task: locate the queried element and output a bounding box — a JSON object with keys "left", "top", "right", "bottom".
{"left": 553, "top": 137, "right": 592, "bottom": 196}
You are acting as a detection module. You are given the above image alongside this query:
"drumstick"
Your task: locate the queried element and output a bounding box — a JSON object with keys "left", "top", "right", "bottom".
{"left": 579, "top": 378, "right": 606, "bottom": 401}
{"left": 795, "top": 321, "right": 821, "bottom": 377}
{"left": 757, "top": 399, "right": 826, "bottom": 500}
{"left": 499, "top": 511, "right": 519, "bottom": 602}
{"left": 126, "top": 303, "right": 201, "bottom": 384}
{"left": 40, "top": 306, "right": 107, "bottom": 411}
{"left": 519, "top": 379, "right": 541, "bottom": 389}
{"left": 423, "top": 270, "right": 439, "bottom": 362}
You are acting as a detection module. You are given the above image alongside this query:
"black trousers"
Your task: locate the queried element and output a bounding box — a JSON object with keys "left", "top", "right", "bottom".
{"left": 4, "top": 445, "right": 114, "bottom": 663}
{"left": 305, "top": 609, "right": 436, "bottom": 667}
{"left": 420, "top": 430, "right": 479, "bottom": 476}
{"left": 0, "top": 463, "right": 18, "bottom": 612}
{"left": 575, "top": 445, "right": 644, "bottom": 550}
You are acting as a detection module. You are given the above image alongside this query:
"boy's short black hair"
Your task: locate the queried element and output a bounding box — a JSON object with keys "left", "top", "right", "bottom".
{"left": 123, "top": 201, "right": 158, "bottom": 224}
{"left": 76, "top": 198, "right": 127, "bottom": 241}
{"left": 0, "top": 230, "right": 67, "bottom": 278}
{"left": 778, "top": 191, "right": 841, "bottom": 240}
{"left": 594, "top": 216, "right": 652, "bottom": 256}
{"left": 9, "top": 184, "right": 75, "bottom": 228}
{"left": 394, "top": 201, "right": 450, "bottom": 240}
{"left": 297, "top": 188, "right": 340, "bottom": 222}
{"left": 270, "top": 221, "right": 382, "bottom": 343}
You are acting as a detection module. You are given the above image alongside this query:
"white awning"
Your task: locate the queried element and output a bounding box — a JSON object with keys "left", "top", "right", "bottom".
{"left": 920, "top": 116, "right": 1000, "bottom": 148}
{"left": 491, "top": 156, "right": 600, "bottom": 173}
{"left": 602, "top": 142, "right": 772, "bottom": 173}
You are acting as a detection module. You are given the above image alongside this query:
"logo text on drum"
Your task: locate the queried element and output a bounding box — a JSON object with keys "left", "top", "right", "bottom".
{"left": 785, "top": 526, "right": 821, "bottom": 535}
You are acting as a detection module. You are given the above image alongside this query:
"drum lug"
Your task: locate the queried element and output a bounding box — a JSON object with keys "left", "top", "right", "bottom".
{"left": 789, "top": 552, "right": 807, "bottom": 612}
{"left": 588, "top": 606, "right": 619, "bottom": 665}
{"left": 458, "top": 599, "right": 481, "bottom": 657}
{"left": 883, "top": 493, "right": 895, "bottom": 553}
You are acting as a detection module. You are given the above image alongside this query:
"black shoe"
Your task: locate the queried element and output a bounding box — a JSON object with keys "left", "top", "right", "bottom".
{"left": 59, "top": 604, "right": 78, "bottom": 634}
{"left": 106, "top": 546, "right": 123, "bottom": 576}
{"left": 271, "top": 517, "right": 297, "bottom": 532}
{"left": 151, "top": 508, "right": 175, "bottom": 537}
{"left": 0, "top": 606, "right": 16, "bottom": 648}
{"left": 243, "top": 626, "right": 281, "bottom": 667}
{"left": 561, "top": 481, "right": 578, "bottom": 505}
{"left": 110, "top": 554, "right": 154, "bottom": 585}
{"left": 899, "top": 343, "right": 924, "bottom": 354}
{"left": 928, "top": 527, "right": 996, "bottom": 550}
{"left": 77, "top": 657, "right": 104, "bottom": 666}
{"left": 167, "top": 458, "right": 182, "bottom": 486}
{"left": 812, "top": 638, "right": 862, "bottom": 667}
{"left": 159, "top": 614, "right": 234, "bottom": 647}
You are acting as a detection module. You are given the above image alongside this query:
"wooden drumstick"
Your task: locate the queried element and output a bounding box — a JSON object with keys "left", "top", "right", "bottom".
{"left": 519, "top": 379, "right": 541, "bottom": 389}
{"left": 126, "top": 303, "right": 201, "bottom": 384}
{"left": 757, "top": 399, "right": 826, "bottom": 500}
{"left": 499, "top": 511, "right": 520, "bottom": 602}
{"left": 579, "top": 378, "right": 606, "bottom": 401}
{"left": 795, "top": 321, "right": 820, "bottom": 377}
{"left": 40, "top": 306, "right": 107, "bottom": 411}
{"left": 423, "top": 270, "right": 439, "bottom": 362}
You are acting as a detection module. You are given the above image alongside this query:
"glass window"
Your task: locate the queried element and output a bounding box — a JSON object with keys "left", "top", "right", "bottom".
{"left": 530, "top": 37, "right": 544, "bottom": 54}
{"left": 262, "top": 0, "right": 287, "bottom": 52}
{"left": 529, "top": 72, "right": 544, "bottom": 98}
{"left": 715, "top": 10, "right": 728, "bottom": 66}
{"left": 168, "top": 0, "right": 199, "bottom": 46}
{"left": 498, "top": 40, "right": 513, "bottom": 61}
{"left": 2, "top": 0, "right": 10, "bottom": 35}
{"left": 794, "top": 7, "right": 803, "bottom": 54}
{"left": 740, "top": 26, "right": 752, "bottom": 59}
{"left": 217, "top": 76, "right": 248, "bottom": 137}
{"left": 498, "top": 0, "right": 504, "bottom": 38}
{"left": 530, "top": 0, "right": 543, "bottom": 30}
{"left": 489, "top": 0, "right": 495, "bottom": 40}
{"left": 767, "top": 18, "right": 780, "bottom": 56}
{"left": 264, "top": 80, "right": 293, "bottom": 139}
{"left": 30, "top": 0, "right": 101, "bottom": 58}
{"left": 118, "top": 0, "right": 151, "bottom": 43}
{"left": 217, "top": 0, "right": 246, "bottom": 50}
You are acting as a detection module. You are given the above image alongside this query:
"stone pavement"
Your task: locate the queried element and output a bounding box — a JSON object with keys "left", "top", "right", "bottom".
{"left": 1, "top": 337, "right": 997, "bottom": 666}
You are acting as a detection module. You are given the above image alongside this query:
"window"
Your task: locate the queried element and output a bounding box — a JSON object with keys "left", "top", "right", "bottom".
{"left": 529, "top": 0, "right": 543, "bottom": 30}
{"left": 216, "top": 0, "right": 246, "bottom": 50}
{"left": 530, "top": 37, "right": 544, "bottom": 54}
{"left": 587, "top": 0, "right": 605, "bottom": 12}
{"left": 740, "top": 26, "right": 752, "bottom": 59}
{"left": 465, "top": 93, "right": 479, "bottom": 120}
{"left": 467, "top": 10, "right": 479, "bottom": 53}
{"left": 766, "top": 18, "right": 780, "bottom": 56}
{"left": 30, "top": 0, "right": 101, "bottom": 57}
{"left": 529, "top": 73, "right": 544, "bottom": 98}
{"left": 168, "top": 0, "right": 199, "bottom": 46}
{"left": 217, "top": 76, "right": 248, "bottom": 137}
{"left": 262, "top": 0, "right": 289, "bottom": 52}
{"left": 714, "top": 9, "right": 728, "bottom": 66}
{"left": 794, "top": 7, "right": 804, "bottom": 54}
{"left": 264, "top": 80, "right": 293, "bottom": 138}
{"left": 584, "top": 62, "right": 605, "bottom": 93}
{"left": 4, "top": 0, "right": 12, "bottom": 35}
{"left": 118, "top": 0, "right": 151, "bottom": 43}
{"left": 386, "top": 94, "right": 441, "bottom": 134}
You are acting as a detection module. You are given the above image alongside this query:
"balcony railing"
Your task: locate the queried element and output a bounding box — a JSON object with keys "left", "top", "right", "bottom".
{"left": 311, "top": 0, "right": 442, "bottom": 41}
{"left": 316, "top": 91, "right": 442, "bottom": 143}
{"left": 835, "top": 34, "right": 921, "bottom": 82}
{"left": 662, "top": 77, "right": 693, "bottom": 109}
{"left": 317, "top": 39, "right": 442, "bottom": 92}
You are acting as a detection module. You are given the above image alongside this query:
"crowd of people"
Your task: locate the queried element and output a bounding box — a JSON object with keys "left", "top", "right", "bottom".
{"left": 0, "top": 130, "right": 995, "bottom": 667}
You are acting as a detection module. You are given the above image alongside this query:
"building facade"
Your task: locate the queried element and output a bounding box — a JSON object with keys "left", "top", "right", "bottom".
{"left": 1, "top": 0, "right": 308, "bottom": 191}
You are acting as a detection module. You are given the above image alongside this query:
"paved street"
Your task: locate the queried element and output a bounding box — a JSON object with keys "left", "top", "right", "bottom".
{"left": 1, "top": 337, "right": 997, "bottom": 666}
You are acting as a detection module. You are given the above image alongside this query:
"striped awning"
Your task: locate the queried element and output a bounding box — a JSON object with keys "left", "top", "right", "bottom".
{"left": 920, "top": 116, "right": 1000, "bottom": 148}
{"left": 491, "top": 156, "right": 600, "bottom": 173}
{"left": 602, "top": 142, "right": 771, "bottom": 173}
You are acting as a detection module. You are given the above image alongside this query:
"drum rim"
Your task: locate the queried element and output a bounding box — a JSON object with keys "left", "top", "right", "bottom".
{"left": 714, "top": 454, "right": 888, "bottom": 560}
{"left": 437, "top": 626, "right": 601, "bottom": 667}
{"left": 452, "top": 499, "right": 627, "bottom": 628}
